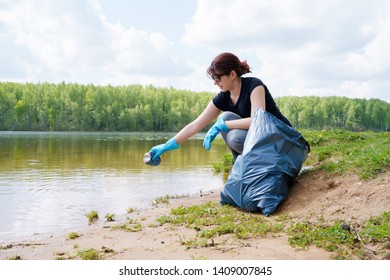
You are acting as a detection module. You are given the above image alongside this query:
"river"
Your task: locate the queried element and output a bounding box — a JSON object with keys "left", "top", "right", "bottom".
{"left": 0, "top": 131, "right": 228, "bottom": 242}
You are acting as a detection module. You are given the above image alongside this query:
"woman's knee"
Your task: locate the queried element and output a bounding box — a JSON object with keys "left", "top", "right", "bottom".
{"left": 218, "top": 111, "right": 241, "bottom": 121}
{"left": 226, "top": 130, "right": 247, "bottom": 153}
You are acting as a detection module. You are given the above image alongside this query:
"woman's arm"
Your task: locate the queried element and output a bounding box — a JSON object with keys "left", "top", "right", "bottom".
{"left": 225, "top": 85, "right": 266, "bottom": 130}
{"left": 174, "top": 101, "right": 221, "bottom": 144}
{"left": 250, "top": 85, "right": 266, "bottom": 115}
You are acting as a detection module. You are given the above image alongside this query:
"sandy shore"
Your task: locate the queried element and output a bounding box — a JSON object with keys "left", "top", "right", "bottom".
{"left": 0, "top": 189, "right": 333, "bottom": 260}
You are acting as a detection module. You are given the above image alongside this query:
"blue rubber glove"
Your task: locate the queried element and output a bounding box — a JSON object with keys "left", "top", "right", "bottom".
{"left": 150, "top": 137, "right": 179, "bottom": 160}
{"left": 203, "top": 118, "right": 229, "bottom": 150}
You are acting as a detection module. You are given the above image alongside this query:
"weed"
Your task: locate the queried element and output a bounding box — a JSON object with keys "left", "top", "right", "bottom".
{"left": 54, "top": 251, "right": 67, "bottom": 260}
{"left": 156, "top": 215, "right": 173, "bottom": 225}
{"left": 357, "top": 212, "right": 390, "bottom": 258}
{"left": 126, "top": 207, "right": 137, "bottom": 213}
{"left": 274, "top": 214, "right": 291, "bottom": 223}
{"left": 151, "top": 194, "right": 187, "bottom": 206}
{"left": 67, "top": 232, "right": 80, "bottom": 240}
{"left": 286, "top": 213, "right": 390, "bottom": 259}
{"left": 359, "top": 212, "right": 390, "bottom": 243}
{"left": 113, "top": 218, "right": 143, "bottom": 232}
{"left": 287, "top": 221, "right": 356, "bottom": 253}
{"left": 147, "top": 223, "right": 159, "bottom": 228}
{"left": 190, "top": 254, "right": 208, "bottom": 260}
{"left": 6, "top": 255, "right": 21, "bottom": 260}
{"left": 85, "top": 210, "right": 99, "bottom": 223}
{"left": 77, "top": 248, "right": 100, "bottom": 260}
{"left": 151, "top": 194, "right": 171, "bottom": 206}
{"left": 213, "top": 153, "right": 234, "bottom": 174}
{"left": 179, "top": 235, "right": 209, "bottom": 249}
{"left": 0, "top": 244, "right": 12, "bottom": 250}
{"left": 105, "top": 213, "right": 115, "bottom": 222}
{"left": 101, "top": 246, "right": 114, "bottom": 254}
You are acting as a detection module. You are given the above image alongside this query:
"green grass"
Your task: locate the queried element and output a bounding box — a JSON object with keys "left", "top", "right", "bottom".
{"left": 151, "top": 194, "right": 188, "bottom": 206}
{"left": 6, "top": 255, "right": 22, "bottom": 260}
{"left": 212, "top": 153, "right": 234, "bottom": 174}
{"left": 287, "top": 212, "right": 390, "bottom": 259}
{"left": 105, "top": 213, "right": 115, "bottom": 222}
{"left": 67, "top": 232, "right": 80, "bottom": 240}
{"left": 359, "top": 212, "right": 390, "bottom": 244}
{"left": 53, "top": 246, "right": 115, "bottom": 260}
{"left": 77, "top": 248, "right": 100, "bottom": 260}
{"left": 112, "top": 218, "right": 143, "bottom": 232}
{"left": 287, "top": 221, "right": 357, "bottom": 259}
{"left": 85, "top": 210, "right": 99, "bottom": 223}
{"left": 302, "top": 130, "right": 389, "bottom": 179}
{"left": 126, "top": 207, "right": 137, "bottom": 213}
{"left": 213, "top": 130, "right": 390, "bottom": 180}
{"left": 155, "top": 200, "right": 389, "bottom": 259}
{"left": 157, "top": 201, "right": 284, "bottom": 241}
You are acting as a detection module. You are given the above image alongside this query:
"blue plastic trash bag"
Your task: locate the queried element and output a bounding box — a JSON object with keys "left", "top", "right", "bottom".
{"left": 220, "top": 109, "right": 310, "bottom": 215}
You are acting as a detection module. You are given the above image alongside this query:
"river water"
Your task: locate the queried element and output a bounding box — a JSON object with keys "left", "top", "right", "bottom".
{"left": 0, "top": 132, "right": 228, "bottom": 242}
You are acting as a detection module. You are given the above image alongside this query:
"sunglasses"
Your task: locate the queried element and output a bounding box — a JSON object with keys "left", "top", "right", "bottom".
{"left": 211, "top": 74, "right": 223, "bottom": 82}
{"left": 210, "top": 71, "right": 231, "bottom": 82}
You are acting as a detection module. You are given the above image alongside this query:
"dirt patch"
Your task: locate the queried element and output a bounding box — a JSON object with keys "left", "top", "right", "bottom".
{"left": 0, "top": 170, "right": 388, "bottom": 260}
{"left": 278, "top": 170, "right": 390, "bottom": 224}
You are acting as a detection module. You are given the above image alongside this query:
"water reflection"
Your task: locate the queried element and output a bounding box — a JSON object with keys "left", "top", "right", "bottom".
{"left": 0, "top": 132, "right": 229, "bottom": 241}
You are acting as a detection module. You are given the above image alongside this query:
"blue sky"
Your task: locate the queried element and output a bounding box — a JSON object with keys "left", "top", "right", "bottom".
{"left": 1, "top": 0, "right": 389, "bottom": 102}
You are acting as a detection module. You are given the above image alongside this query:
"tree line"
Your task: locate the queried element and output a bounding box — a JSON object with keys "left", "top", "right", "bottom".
{"left": 0, "top": 82, "right": 389, "bottom": 131}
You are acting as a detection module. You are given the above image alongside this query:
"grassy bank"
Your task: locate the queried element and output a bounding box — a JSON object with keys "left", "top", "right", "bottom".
{"left": 155, "top": 201, "right": 389, "bottom": 260}
{"left": 303, "top": 130, "right": 390, "bottom": 179}
{"left": 214, "top": 130, "right": 390, "bottom": 180}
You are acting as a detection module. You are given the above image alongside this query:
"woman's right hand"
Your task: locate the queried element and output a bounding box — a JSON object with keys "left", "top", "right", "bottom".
{"left": 149, "top": 137, "right": 179, "bottom": 160}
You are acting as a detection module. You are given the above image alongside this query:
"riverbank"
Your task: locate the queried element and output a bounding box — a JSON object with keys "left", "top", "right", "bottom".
{"left": 0, "top": 190, "right": 328, "bottom": 260}
{"left": 0, "top": 170, "right": 389, "bottom": 260}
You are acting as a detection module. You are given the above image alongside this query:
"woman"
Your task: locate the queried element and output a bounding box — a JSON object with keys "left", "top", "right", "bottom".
{"left": 147, "top": 52, "right": 291, "bottom": 163}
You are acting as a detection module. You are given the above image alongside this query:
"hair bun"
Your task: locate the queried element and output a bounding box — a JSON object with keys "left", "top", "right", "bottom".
{"left": 240, "top": 60, "right": 251, "bottom": 74}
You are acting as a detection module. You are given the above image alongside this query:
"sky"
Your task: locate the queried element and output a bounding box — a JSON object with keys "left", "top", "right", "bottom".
{"left": 0, "top": 0, "right": 389, "bottom": 102}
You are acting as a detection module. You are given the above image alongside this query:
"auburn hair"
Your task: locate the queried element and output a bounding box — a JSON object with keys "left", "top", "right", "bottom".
{"left": 207, "top": 52, "right": 251, "bottom": 78}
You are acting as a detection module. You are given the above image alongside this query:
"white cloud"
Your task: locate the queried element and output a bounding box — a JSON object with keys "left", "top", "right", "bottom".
{"left": 342, "top": 17, "right": 390, "bottom": 80}
{"left": 183, "top": 0, "right": 390, "bottom": 101}
{"left": 0, "top": 0, "right": 192, "bottom": 85}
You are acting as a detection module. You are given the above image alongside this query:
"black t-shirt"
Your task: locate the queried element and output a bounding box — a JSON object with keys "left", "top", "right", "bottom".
{"left": 212, "top": 77, "right": 292, "bottom": 126}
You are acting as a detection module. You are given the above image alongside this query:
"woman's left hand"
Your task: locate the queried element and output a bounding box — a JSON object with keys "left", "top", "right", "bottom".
{"left": 203, "top": 118, "right": 229, "bottom": 150}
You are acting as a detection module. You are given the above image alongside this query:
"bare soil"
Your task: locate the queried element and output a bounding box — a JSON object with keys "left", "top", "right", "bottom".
{"left": 0, "top": 170, "right": 389, "bottom": 260}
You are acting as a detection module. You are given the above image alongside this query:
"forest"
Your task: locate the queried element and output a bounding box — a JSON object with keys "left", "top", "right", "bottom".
{"left": 0, "top": 81, "right": 389, "bottom": 132}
